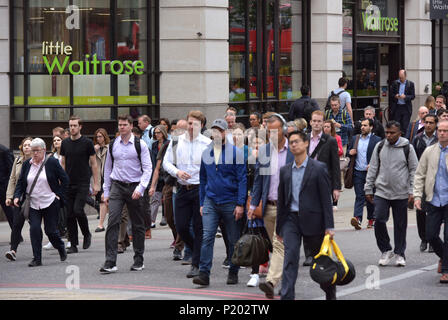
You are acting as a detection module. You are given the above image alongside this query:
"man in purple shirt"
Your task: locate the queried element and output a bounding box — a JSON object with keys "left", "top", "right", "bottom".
{"left": 100, "top": 115, "right": 153, "bottom": 274}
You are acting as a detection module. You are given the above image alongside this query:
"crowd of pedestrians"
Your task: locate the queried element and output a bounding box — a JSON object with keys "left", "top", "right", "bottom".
{"left": 1, "top": 69, "right": 448, "bottom": 300}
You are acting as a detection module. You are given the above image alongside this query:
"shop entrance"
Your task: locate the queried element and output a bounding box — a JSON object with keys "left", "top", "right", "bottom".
{"left": 352, "top": 42, "right": 401, "bottom": 121}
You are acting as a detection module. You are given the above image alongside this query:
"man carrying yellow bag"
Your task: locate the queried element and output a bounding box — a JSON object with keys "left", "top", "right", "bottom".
{"left": 276, "top": 130, "right": 336, "bottom": 300}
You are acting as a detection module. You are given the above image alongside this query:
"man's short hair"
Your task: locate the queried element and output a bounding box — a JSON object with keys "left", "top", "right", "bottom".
{"left": 311, "top": 110, "right": 325, "bottom": 120}
{"left": 300, "top": 85, "right": 310, "bottom": 96}
{"left": 288, "top": 130, "right": 309, "bottom": 143}
{"left": 262, "top": 111, "right": 276, "bottom": 120}
{"left": 118, "top": 114, "right": 133, "bottom": 124}
{"left": 364, "top": 106, "right": 375, "bottom": 113}
{"left": 385, "top": 120, "right": 401, "bottom": 130}
{"left": 138, "top": 115, "right": 151, "bottom": 123}
{"left": 69, "top": 115, "right": 82, "bottom": 126}
{"left": 330, "top": 95, "right": 341, "bottom": 104}
{"left": 360, "top": 118, "right": 374, "bottom": 127}
{"left": 424, "top": 114, "right": 438, "bottom": 123}
{"left": 52, "top": 126, "right": 64, "bottom": 136}
{"left": 338, "top": 77, "right": 348, "bottom": 87}
{"left": 187, "top": 110, "right": 206, "bottom": 125}
{"left": 436, "top": 95, "right": 446, "bottom": 104}
{"left": 226, "top": 106, "right": 237, "bottom": 114}
{"left": 437, "top": 108, "right": 448, "bottom": 117}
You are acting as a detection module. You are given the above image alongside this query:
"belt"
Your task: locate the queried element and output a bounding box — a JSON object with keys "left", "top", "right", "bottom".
{"left": 266, "top": 200, "right": 277, "bottom": 206}
{"left": 177, "top": 183, "right": 199, "bottom": 191}
{"left": 112, "top": 179, "right": 139, "bottom": 188}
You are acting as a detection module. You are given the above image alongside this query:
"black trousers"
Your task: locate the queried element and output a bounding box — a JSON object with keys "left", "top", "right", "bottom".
{"left": 416, "top": 209, "right": 427, "bottom": 242}
{"left": 10, "top": 206, "right": 26, "bottom": 252}
{"left": 174, "top": 186, "right": 203, "bottom": 268}
{"left": 281, "top": 214, "right": 336, "bottom": 300}
{"left": 66, "top": 183, "right": 91, "bottom": 247}
{"left": 29, "top": 199, "right": 65, "bottom": 262}
{"left": 1, "top": 188, "right": 14, "bottom": 229}
{"left": 426, "top": 203, "right": 448, "bottom": 274}
{"left": 392, "top": 106, "right": 411, "bottom": 135}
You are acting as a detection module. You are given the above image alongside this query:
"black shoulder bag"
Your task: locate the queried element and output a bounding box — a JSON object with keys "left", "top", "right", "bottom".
{"left": 20, "top": 156, "right": 48, "bottom": 220}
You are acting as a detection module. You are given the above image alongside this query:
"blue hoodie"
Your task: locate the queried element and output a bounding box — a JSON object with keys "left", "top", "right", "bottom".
{"left": 199, "top": 142, "right": 247, "bottom": 207}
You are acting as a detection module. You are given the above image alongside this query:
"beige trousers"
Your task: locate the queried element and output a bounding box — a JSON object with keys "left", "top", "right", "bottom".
{"left": 263, "top": 204, "right": 284, "bottom": 287}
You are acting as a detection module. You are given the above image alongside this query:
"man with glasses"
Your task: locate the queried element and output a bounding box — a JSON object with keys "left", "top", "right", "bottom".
{"left": 60, "top": 116, "right": 99, "bottom": 254}
{"left": 412, "top": 114, "right": 438, "bottom": 253}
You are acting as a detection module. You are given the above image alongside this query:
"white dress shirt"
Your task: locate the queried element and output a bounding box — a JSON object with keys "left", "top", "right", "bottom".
{"left": 163, "top": 132, "right": 212, "bottom": 185}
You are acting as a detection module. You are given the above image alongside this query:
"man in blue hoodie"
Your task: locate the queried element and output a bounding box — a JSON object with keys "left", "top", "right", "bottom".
{"left": 193, "top": 119, "right": 247, "bottom": 286}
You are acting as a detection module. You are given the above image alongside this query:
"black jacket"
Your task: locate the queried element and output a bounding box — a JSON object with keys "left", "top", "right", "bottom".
{"left": 14, "top": 156, "right": 69, "bottom": 207}
{"left": 0, "top": 144, "right": 14, "bottom": 190}
{"left": 276, "top": 158, "right": 334, "bottom": 237}
{"left": 288, "top": 96, "right": 319, "bottom": 123}
{"left": 412, "top": 132, "right": 438, "bottom": 160}
{"left": 390, "top": 79, "right": 415, "bottom": 115}
{"left": 307, "top": 133, "right": 341, "bottom": 191}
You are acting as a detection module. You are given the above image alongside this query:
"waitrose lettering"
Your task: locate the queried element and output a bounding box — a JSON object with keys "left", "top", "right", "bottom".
{"left": 361, "top": 12, "right": 398, "bottom": 32}
{"left": 42, "top": 41, "right": 144, "bottom": 75}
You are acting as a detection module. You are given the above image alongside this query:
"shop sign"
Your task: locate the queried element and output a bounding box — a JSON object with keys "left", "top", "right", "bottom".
{"left": 430, "top": 0, "right": 448, "bottom": 19}
{"left": 42, "top": 41, "right": 145, "bottom": 75}
{"left": 361, "top": 4, "right": 399, "bottom": 32}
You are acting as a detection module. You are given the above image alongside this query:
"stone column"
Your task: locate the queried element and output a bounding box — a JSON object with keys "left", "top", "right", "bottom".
{"left": 159, "top": 0, "right": 229, "bottom": 123}
{"left": 405, "top": 0, "right": 432, "bottom": 116}
{"left": 0, "top": 0, "right": 9, "bottom": 147}
{"left": 310, "top": 0, "right": 343, "bottom": 106}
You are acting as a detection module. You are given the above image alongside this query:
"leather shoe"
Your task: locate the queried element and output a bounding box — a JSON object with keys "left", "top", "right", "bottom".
{"left": 419, "top": 241, "right": 428, "bottom": 252}
{"left": 28, "top": 259, "right": 42, "bottom": 267}
{"left": 59, "top": 248, "right": 67, "bottom": 262}
{"left": 193, "top": 272, "right": 210, "bottom": 286}
{"left": 227, "top": 272, "right": 238, "bottom": 285}
{"left": 428, "top": 244, "right": 434, "bottom": 253}
{"left": 83, "top": 234, "right": 92, "bottom": 250}
{"left": 186, "top": 266, "right": 200, "bottom": 278}
{"left": 95, "top": 227, "right": 105, "bottom": 233}
{"left": 117, "top": 246, "right": 125, "bottom": 254}
{"left": 303, "top": 256, "right": 313, "bottom": 267}
{"left": 259, "top": 281, "right": 274, "bottom": 299}
{"left": 67, "top": 246, "right": 78, "bottom": 254}
{"left": 173, "top": 248, "right": 182, "bottom": 261}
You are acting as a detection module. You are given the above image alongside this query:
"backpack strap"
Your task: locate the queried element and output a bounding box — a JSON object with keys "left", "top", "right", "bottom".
{"left": 409, "top": 121, "right": 417, "bottom": 141}
{"left": 109, "top": 138, "right": 115, "bottom": 165}
{"left": 109, "top": 137, "right": 143, "bottom": 173}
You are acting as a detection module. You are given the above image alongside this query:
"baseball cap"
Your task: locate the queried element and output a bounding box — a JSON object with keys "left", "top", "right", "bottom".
{"left": 211, "top": 119, "right": 228, "bottom": 131}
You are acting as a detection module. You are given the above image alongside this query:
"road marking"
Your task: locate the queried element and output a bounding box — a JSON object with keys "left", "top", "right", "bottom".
{"left": 314, "top": 263, "right": 438, "bottom": 300}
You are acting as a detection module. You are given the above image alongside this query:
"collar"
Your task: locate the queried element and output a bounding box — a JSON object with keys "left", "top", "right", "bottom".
{"left": 118, "top": 134, "right": 135, "bottom": 145}
{"left": 292, "top": 156, "right": 309, "bottom": 169}
{"left": 361, "top": 133, "right": 372, "bottom": 139}
{"left": 399, "top": 80, "right": 407, "bottom": 85}
{"left": 394, "top": 137, "right": 401, "bottom": 146}
{"left": 311, "top": 131, "right": 323, "bottom": 140}
{"left": 30, "top": 157, "right": 45, "bottom": 166}
{"left": 278, "top": 139, "right": 289, "bottom": 152}
{"left": 439, "top": 143, "right": 448, "bottom": 152}
{"left": 424, "top": 132, "right": 436, "bottom": 139}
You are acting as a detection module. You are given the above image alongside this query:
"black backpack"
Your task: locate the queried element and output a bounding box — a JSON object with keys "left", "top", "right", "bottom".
{"left": 325, "top": 90, "right": 345, "bottom": 111}
{"left": 109, "top": 136, "right": 143, "bottom": 172}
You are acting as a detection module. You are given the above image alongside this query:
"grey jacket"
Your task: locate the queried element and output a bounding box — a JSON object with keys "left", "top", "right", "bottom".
{"left": 364, "top": 137, "right": 418, "bottom": 200}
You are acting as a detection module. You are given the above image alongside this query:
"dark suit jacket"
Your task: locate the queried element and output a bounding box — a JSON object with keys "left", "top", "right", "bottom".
{"left": 307, "top": 133, "right": 341, "bottom": 190}
{"left": 405, "top": 120, "right": 424, "bottom": 142}
{"left": 250, "top": 142, "right": 294, "bottom": 217}
{"left": 14, "top": 156, "right": 69, "bottom": 207}
{"left": 390, "top": 79, "right": 415, "bottom": 115}
{"left": 0, "top": 144, "right": 14, "bottom": 190}
{"left": 412, "top": 132, "right": 438, "bottom": 160}
{"left": 276, "top": 158, "right": 334, "bottom": 237}
{"left": 346, "top": 134, "right": 382, "bottom": 165}
{"left": 288, "top": 96, "right": 319, "bottom": 122}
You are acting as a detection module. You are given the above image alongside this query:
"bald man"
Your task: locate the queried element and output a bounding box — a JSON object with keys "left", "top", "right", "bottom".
{"left": 405, "top": 106, "right": 429, "bottom": 142}
{"left": 390, "top": 69, "right": 415, "bottom": 135}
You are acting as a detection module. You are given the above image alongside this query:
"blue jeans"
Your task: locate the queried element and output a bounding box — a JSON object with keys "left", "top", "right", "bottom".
{"left": 353, "top": 170, "right": 375, "bottom": 222}
{"left": 200, "top": 197, "right": 241, "bottom": 276}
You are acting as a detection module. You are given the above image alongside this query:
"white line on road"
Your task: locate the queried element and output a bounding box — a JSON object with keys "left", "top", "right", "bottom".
{"left": 313, "top": 263, "right": 439, "bottom": 300}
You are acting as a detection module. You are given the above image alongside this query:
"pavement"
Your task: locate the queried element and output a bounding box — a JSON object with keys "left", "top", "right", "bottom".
{"left": 0, "top": 189, "right": 445, "bottom": 301}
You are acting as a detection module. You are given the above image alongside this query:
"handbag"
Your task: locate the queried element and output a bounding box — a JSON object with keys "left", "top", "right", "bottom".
{"left": 343, "top": 135, "right": 360, "bottom": 189}
{"left": 246, "top": 195, "right": 262, "bottom": 219}
{"left": 19, "top": 156, "right": 48, "bottom": 220}
{"left": 231, "top": 220, "right": 271, "bottom": 267}
{"left": 309, "top": 235, "right": 356, "bottom": 287}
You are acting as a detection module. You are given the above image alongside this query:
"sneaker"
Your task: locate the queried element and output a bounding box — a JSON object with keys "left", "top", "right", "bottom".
{"left": 151, "top": 223, "right": 156, "bottom": 229}
{"left": 173, "top": 248, "right": 182, "bottom": 261}
{"left": 420, "top": 241, "right": 428, "bottom": 252}
{"left": 395, "top": 255, "right": 406, "bottom": 267}
{"left": 28, "top": 259, "right": 42, "bottom": 267}
{"left": 378, "top": 251, "right": 395, "bottom": 266}
{"left": 186, "top": 265, "right": 200, "bottom": 278}
{"left": 5, "top": 250, "right": 16, "bottom": 261}
{"left": 350, "top": 217, "right": 362, "bottom": 230}
{"left": 66, "top": 241, "right": 71, "bottom": 249}
{"left": 193, "top": 272, "right": 210, "bottom": 286}
{"left": 216, "top": 228, "right": 222, "bottom": 238}
{"left": 182, "top": 256, "right": 192, "bottom": 265}
{"left": 222, "top": 258, "right": 230, "bottom": 269}
{"left": 227, "top": 272, "right": 238, "bottom": 285}
{"left": 130, "top": 263, "right": 145, "bottom": 271}
{"left": 428, "top": 244, "right": 435, "bottom": 253}
{"left": 67, "top": 246, "right": 78, "bottom": 254}
{"left": 247, "top": 274, "right": 259, "bottom": 287}
{"left": 367, "top": 219, "right": 375, "bottom": 229}
{"left": 43, "top": 242, "right": 54, "bottom": 250}
{"left": 160, "top": 217, "right": 167, "bottom": 226}
{"left": 333, "top": 206, "right": 338, "bottom": 211}
{"left": 100, "top": 265, "right": 118, "bottom": 274}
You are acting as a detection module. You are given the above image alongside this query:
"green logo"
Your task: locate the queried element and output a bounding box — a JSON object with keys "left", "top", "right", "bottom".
{"left": 361, "top": 5, "right": 398, "bottom": 32}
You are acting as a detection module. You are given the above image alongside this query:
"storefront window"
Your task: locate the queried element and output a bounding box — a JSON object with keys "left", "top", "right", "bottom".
{"left": 229, "top": 0, "right": 303, "bottom": 116}
{"left": 343, "top": 1, "right": 354, "bottom": 94}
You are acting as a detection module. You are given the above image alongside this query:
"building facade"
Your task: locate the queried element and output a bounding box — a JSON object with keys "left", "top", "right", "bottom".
{"left": 0, "top": 0, "right": 441, "bottom": 148}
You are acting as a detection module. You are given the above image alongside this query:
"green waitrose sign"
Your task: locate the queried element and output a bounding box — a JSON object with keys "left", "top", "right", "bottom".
{"left": 361, "top": 11, "right": 399, "bottom": 32}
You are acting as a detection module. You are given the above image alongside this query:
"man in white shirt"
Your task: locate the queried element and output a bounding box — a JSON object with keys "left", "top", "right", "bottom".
{"left": 163, "top": 110, "right": 212, "bottom": 279}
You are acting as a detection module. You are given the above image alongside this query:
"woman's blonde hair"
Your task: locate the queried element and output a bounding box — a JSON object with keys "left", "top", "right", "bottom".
{"left": 19, "top": 137, "right": 33, "bottom": 158}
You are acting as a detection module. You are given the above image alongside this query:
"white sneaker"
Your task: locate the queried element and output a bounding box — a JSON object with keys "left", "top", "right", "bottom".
{"left": 43, "top": 242, "right": 54, "bottom": 250}
{"left": 395, "top": 255, "right": 406, "bottom": 267}
{"left": 65, "top": 241, "right": 71, "bottom": 249}
{"left": 378, "top": 251, "right": 395, "bottom": 266}
{"left": 333, "top": 206, "right": 338, "bottom": 211}
{"left": 247, "top": 274, "right": 259, "bottom": 287}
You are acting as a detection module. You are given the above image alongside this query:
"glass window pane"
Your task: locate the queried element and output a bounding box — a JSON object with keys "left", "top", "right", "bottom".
{"left": 14, "top": 0, "right": 24, "bottom": 73}
{"left": 118, "top": 74, "right": 148, "bottom": 104}
{"left": 357, "top": 0, "right": 399, "bottom": 36}
{"left": 343, "top": 1, "right": 354, "bottom": 95}
{"left": 266, "top": 1, "right": 275, "bottom": 98}
{"left": 229, "top": 0, "right": 246, "bottom": 102}
{"left": 356, "top": 43, "right": 378, "bottom": 97}
{"left": 74, "top": 75, "right": 111, "bottom": 119}
{"left": 14, "top": 75, "right": 24, "bottom": 105}
{"left": 249, "top": 0, "right": 257, "bottom": 99}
